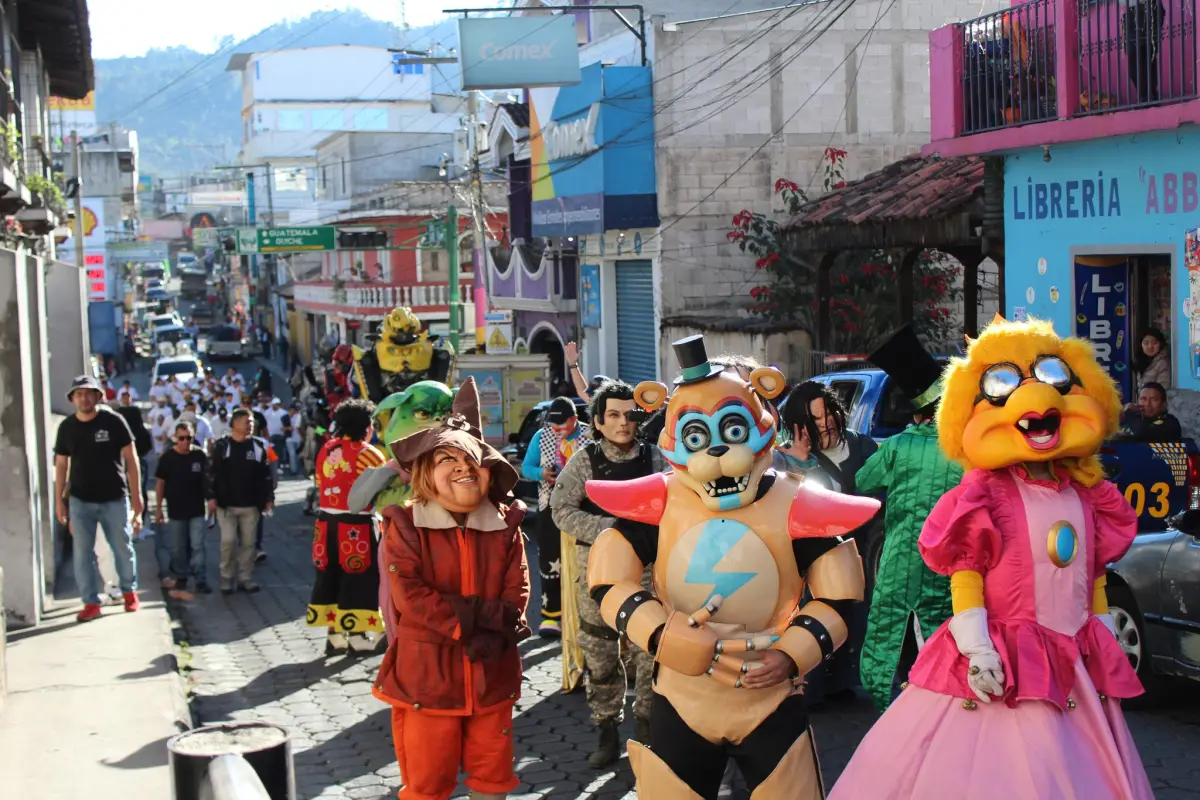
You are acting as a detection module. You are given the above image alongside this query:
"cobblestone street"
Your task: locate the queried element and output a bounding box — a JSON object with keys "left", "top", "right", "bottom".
{"left": 169, "top": 477, "right": 1200, "bottom": 800}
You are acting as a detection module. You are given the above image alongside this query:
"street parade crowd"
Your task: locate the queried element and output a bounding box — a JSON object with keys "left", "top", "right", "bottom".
{"left": 53, "top": 310, "right": 1167, "bottom": 799}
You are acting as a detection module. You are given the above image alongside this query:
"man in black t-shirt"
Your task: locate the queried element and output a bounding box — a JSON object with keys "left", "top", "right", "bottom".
{"left": 206, "top": 408, "right": 274, "bottom": 594}
{"left": 53, "top": 375, "right": 144, "bottom": 623}
{"left": 156, "top": 421, "right": 211, "bottom": 593}
{"left": 116, "top": 389, "right": 152, "bottom": 513}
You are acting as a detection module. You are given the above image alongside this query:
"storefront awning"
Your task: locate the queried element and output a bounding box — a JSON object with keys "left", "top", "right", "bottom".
{"left": 783, "top": 155, "right": 986, "bottom": 252}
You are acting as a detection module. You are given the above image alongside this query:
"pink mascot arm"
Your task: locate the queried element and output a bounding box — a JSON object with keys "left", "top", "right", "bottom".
{"left": 585, "top": 472, "right": 669, "bottom": 526}
{"left": 788, "top": 480, "right": 881, "bottom": 539}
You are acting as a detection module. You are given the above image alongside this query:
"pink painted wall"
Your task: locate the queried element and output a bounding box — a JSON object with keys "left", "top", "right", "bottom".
{"left": 927, "top": 0, "right": 1200, "bottom": 155}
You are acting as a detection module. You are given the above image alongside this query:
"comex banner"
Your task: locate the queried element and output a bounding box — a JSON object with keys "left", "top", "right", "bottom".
{"left": 458, "top": 16, "right": 581, "bottom": 91}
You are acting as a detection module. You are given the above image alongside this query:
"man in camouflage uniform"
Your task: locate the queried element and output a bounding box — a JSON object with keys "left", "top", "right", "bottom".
{"left": 551, "top": 380, "right": 663, "bottom": 769}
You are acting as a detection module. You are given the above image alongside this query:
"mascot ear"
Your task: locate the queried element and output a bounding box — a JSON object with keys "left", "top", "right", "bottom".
{"left": 749, "top": 367, "right": 786, "bottom": 400}
{"left": 634, "top": 381, "right": 669, "bottom": 412}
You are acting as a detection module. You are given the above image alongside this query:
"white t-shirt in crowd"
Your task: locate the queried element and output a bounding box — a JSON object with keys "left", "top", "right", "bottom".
{"left": 210, "top": 417, "right": 230, "bottom": 440}
{"left": 119, "top": 386, "right": 139, "bottom": 401}
{"left": 264, "top": 407, "right": 289, "bottom": 437}
{"left": 149, "top": 384, "right": 169, "bottom": 402}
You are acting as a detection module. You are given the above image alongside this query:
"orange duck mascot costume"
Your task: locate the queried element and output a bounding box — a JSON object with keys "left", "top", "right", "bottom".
{"left": 373, "top": 377, "right": 531, "bottom": 800}
{"left": 584, "top": 335, "right": 880, "bottom": 798}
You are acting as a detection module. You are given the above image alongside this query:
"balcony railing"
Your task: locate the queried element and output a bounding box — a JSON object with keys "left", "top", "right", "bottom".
{"left": 294, "top": 281, "right": 475, "bottom": 310}
{"left": 962, "top": 0, "right": 1058, "bottom": 134}
{"left": 948, "top": 0, "right": 1200, "bottom": 138}
{"left": 1078, "top": 0, "right": 1197, "bottom": 115}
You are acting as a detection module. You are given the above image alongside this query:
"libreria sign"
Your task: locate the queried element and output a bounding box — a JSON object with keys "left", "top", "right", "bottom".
{"left": 458, "top": 16, "right": 582, "bottom": 91}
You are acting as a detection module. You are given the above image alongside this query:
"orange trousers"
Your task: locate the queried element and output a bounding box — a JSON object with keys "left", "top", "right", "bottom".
{"left": 390, "top": 703, "right": 518, "bottom": 800}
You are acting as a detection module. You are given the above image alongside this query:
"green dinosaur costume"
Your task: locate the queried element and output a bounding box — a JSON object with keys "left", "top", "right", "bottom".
{"left": 857, "top": 421, "right": 963, "bottom": 711}
{"left": 363, "top": 381, "right": 456, "bottom": 509}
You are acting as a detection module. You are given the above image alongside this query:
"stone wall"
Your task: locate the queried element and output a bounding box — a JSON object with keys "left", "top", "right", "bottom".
{"left": 660, "top": 321, "right": 820, "bottom": 383}
{"left": 651, "top": 0, "right": 1005, "bottom": 325}
{"left": 1168, "top": 388, "right": 1200, "bottom": 441}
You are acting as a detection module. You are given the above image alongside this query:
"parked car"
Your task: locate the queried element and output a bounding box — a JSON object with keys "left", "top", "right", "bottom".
{"left": 500, "top": 397, "right": 591, "bottom": 509}
{"left": 1107, "top": 499, "right": 1200, "bottom": 699}
{"left": 205, "top": 324, "right": 246, "bottom": 360}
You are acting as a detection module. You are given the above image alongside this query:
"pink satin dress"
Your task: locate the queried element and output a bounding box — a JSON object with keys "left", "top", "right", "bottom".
{"left": 829, "top": 467, "right": 1153, "bottom": 800}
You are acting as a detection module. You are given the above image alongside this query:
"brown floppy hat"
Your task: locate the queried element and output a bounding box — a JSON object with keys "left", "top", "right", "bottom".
{"left": 389, "top": 376, "right": 519, "bottom": 502}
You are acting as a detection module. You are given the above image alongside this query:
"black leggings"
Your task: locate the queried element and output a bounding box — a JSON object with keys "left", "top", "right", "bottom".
{"left": 536, "top": 508, "right": 561, "bottom": 617}
{"left": 650, "top": 692, "right": 820, "bottom": 800}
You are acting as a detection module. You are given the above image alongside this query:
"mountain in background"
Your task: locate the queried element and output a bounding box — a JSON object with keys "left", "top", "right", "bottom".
{"left": 94, "top": 9, "right": 461, "bottom": 179}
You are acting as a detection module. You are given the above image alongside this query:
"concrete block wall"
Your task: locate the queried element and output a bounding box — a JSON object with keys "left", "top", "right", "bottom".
{"left": 651, "top": 0, "right": 1006, "bottom": 332}
{"left": 0, "top": 566, "right": 6, "bottom": 716}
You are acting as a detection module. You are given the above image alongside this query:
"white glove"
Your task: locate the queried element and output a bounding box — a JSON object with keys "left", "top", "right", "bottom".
{"left": 1096, "top": 612, "right": 1117, "bottom": 638}
{"left": 948, "top": 606, "right": 1005, "bottom": 703}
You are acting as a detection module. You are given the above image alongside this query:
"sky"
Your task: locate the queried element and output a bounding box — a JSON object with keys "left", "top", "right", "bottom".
{"left": 88, "top": 0, "right": 503, "bottom": 59}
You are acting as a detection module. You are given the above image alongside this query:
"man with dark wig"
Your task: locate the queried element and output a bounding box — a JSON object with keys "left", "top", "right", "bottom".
{"left": 550, "top": 380, "right": 663, "bottom": 768}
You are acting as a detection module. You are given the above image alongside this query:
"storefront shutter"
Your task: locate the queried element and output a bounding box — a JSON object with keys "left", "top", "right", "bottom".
{"left": 615, "top": 260, "right": 656, "bottom": 384}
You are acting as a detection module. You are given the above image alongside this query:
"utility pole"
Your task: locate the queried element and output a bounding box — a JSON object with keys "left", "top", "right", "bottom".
{"left": 466, "top": 91, "right": 488, "bottom": 351}
{"left": 446, "top": 205, "right": 459, "bottom": 353}
{"left": 71, "top": 130, "right": 85, "bottom": 269}
{"left": 246, "top": 171, "right": 258, "bottom": 323}
{"left": 263, "top": 162, "right": 275, "bottom": 333}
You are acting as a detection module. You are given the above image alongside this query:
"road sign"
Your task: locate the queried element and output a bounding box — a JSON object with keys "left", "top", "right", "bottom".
{"left": 484, "top": 311, "right": 514, "bottom": 355}
{"left": 237, "top": 228, "right": 258, "bottom": 254}
{"left": 257, "top": 226, "right": 336, "bottom": 253}
{"left": 193, "top": 227, "right": 218, "bottom": 248}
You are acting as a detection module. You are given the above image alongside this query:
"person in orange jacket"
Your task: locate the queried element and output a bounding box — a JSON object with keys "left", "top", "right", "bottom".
{"left": 373, "top": 377, "right": 530, "bottom": 800}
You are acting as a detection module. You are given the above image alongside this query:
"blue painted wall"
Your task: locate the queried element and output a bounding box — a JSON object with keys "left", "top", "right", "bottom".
{"left": 1005, "top": 129, "right": 1200, "bottom": 392}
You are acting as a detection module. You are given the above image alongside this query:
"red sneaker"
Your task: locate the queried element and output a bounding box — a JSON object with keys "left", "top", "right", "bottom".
{"left": 77, "top": 604, "right": 102, "bottom": 623}
{"left": 123, "top": 592, "right": 140, "bottom": 612}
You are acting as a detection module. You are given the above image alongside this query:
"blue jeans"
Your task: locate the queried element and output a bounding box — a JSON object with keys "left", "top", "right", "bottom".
{"left": 169, "top": 516, "right": 207, "bottom": 585}
{"left": 70, "top": 497, "right": 136, "bottom": 606}
{"left": 286, "top": 439, "right": 300, "bottom": 475}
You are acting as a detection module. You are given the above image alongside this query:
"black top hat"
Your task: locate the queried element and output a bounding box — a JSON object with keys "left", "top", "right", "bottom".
{"left": 868, "top": 325, "right": 946, "bottom": 411}
{"left": 672, "top": 335, "right": 724, "bottom": 385}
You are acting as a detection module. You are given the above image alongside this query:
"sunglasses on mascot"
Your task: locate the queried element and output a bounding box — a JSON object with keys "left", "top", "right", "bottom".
{"left": 976, "top": 356, "right": 1080, "bottom": 406}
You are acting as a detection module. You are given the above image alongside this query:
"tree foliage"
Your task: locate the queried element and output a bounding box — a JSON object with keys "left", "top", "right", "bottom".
{"left": 728, "top": 148, "right": 963, "bottom": 352}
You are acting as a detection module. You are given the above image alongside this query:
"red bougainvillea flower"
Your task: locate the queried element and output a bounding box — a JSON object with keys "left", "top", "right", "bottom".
{"left": 750, "top": 286, "right": 773, "bottom": 299}
{"left": 833, "top": 181, "right": 847, "bottom": 189}
{"left": 825, "top": 147, "right": 848, "bottom": 163}
{"left": 774, "top": 178, "right": 799, "bottom": 194}
{"left": 726, "top": 229, "right": 745, "bottom": 242}
{"left": 732, "top": 210, "right": 753, "bottom": 228}
{"left": 753, "top": 252, "right": 780, "bottom": 269}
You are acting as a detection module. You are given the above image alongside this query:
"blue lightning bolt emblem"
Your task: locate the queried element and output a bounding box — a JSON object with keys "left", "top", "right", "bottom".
{"left": 685, "top": 519, "right": 756, "bottom": 606}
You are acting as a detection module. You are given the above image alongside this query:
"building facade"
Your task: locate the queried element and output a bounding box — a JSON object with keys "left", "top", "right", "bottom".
{"left": 926, "top": 0, "right": 1200, "bottom": 425}
{"left": 226, "top": 44, "right": 459, "bottom": 225}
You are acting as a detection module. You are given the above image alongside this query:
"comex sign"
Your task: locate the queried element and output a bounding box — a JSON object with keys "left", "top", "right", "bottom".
{"left": 458, "top": 16, "right": 582, "bottom": 91}
{"left": 542, "top": 104, "right": 599, "bottom": 161}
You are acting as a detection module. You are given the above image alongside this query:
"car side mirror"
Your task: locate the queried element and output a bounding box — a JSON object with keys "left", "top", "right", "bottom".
{"left": 508, "top": 432, "right": 521, "bottom": 444}
{"left": 1171, "top": 508, "right": 1200, "bottom": 537}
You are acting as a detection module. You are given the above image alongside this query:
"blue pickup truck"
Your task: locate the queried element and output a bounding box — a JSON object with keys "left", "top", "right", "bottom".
{"left": 807, "top": 364, "right": 1200, "bottom": 587}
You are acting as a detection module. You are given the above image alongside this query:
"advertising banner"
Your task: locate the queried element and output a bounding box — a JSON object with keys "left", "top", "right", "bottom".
{"left": 530, "top": 63, "right": 658, "bottom": 238}
{"left": 1187, "top": 228, "right": 1200, "bottom": 379}
{"left": 85, "top": 253, "right": 108, "bottom": 300}
{"left": 580, "top": 263, "right": 601, "bottom": 327}
{"left": 1074, "top": 256, "right": 1132, "bottom": 400}
{"left": 458, "top": 16, "right": 581, "bottom": 91}
{"left": 61, "top": 199, "right": 105, "bottom": 265}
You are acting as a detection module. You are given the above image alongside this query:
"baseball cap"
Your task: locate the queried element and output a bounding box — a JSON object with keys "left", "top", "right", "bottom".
{"left": 545, "top": 397, "right": 578, "bottom": 425}
{"left": 589, "top": 374, "right": 612, "bottom": 390}
{"left": 271, "top": 397, "right": 281, "bottom": 404}
{"left": 67, "top": 374, "right": 102, "bottom": 402}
